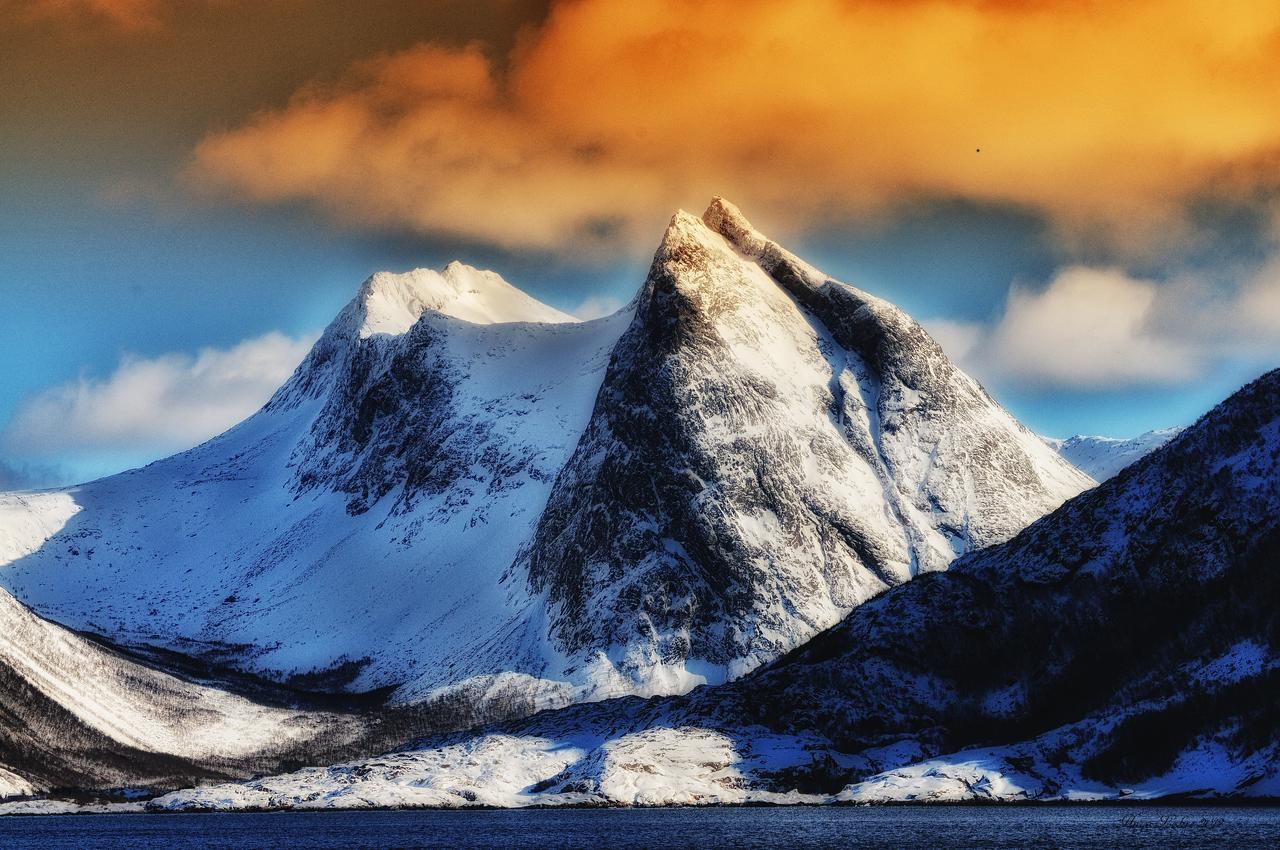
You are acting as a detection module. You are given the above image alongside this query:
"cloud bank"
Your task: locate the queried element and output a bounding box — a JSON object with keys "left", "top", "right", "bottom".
{"left": 4, "top": 331, "right": 317, "bottom": 460}
{"left": 189, "top": 0, "right": 1280, "bottom": 253}
{"left": 929, "top": 262, "right": 1280, "bottom": 390}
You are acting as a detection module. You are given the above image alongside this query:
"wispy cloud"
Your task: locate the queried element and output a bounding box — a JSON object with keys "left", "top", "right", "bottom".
{"left": 0, "top": 458, "right": 71, "bottom": 491}
{"left": 3, "top": 331, "right": 317, "bottom": 460}
{"left": 571, "top": 294, "right": 627, "bottom": 320}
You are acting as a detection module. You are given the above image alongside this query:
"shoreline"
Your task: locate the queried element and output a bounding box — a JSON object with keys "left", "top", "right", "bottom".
{"left": 3, "top": 796, "right": 1279, "bottom": 817}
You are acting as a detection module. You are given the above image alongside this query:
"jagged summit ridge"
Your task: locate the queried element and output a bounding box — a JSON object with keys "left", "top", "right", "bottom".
{"left": 702, "top": 196, "right": 773, "bottom": 257}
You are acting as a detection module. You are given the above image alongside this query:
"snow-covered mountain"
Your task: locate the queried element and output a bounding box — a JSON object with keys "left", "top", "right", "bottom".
{"left": 520, "top": 200, "right": 1092, "bottom": 691}
{"left": 1044, "top": 427, "right": 1183, "bottom": 481}
{"left": 151, "top": 367, "right": 1279, "bottom": 809}
{"left": 0, "top": 262, "right": 625, "bottom": 712}
{"left": 0, "top": 200, "right": 1090, "bottom": 719}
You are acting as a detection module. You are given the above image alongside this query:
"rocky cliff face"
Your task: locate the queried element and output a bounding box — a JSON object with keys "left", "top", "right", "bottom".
{"left": 520, "top": 199, "right": 1092, "bottom": 690}
{"left": 0, "top": 200, "right": 1089, "bottom": 711}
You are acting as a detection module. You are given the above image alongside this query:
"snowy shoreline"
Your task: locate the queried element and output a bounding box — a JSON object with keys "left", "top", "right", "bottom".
{"left": 4, "top": 796, "right": 1280, "bottom": 817}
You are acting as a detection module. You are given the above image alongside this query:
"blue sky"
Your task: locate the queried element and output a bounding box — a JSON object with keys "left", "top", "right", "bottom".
{"left": 4, "top": 173, "right": 1271, "bottom": 488}
{"left": 3, "top": 0, "right": 1279, "bottom": 488}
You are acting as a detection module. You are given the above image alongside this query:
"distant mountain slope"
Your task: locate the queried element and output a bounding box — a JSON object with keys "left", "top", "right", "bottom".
{"left": 0, "top": 200, "right": 1089, "bottom": 720}
{"left": 0, "top": 575, "right": 567, "bottom": 798}
{"left": 154, "top": 368, "right": 1280, "bottom": 808}
{"left": 1044, "top": 427, "right": 1182, "bottom": 481}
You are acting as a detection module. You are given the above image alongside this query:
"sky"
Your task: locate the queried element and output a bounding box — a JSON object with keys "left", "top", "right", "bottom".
{"left": 1, "top": 0, "right": 1278, "bottom": 487}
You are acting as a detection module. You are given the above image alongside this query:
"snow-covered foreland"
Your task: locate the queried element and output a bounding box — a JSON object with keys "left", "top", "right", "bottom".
{"left": 1044, "top": 428, "right": 1183, "bottom": 481}
{"left": 0, "top": 200, "right": 1089, "bottom": 724}
{"left": 139, "top": 717, "right": 1279, "bottom": 811}
{"left": 147, "top": 367, "right": 1280, "bottom": 810}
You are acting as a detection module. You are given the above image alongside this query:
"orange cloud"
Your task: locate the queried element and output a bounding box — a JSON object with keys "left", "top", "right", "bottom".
{"left": 8, "top": 0, "right": 164, "bottom": 30}
{"left": 188, "top": 0, "right": 1280, "bottom": 252}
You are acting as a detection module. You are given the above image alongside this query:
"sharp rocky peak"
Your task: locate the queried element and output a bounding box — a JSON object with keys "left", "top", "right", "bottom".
{"left": 652, "top": 198, "right": 880, "bottom": 313}
{"left": 646, "top": 199, "right": 931, "bottom": 365}
{"left": 701, "top": 196, "right": 770, "bottom": 257}
{"left": 652, "top": 198, "right": 789, "bottom": 269}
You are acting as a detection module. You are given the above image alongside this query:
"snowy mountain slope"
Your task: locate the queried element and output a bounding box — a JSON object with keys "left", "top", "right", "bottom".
{"left": 0, "top": 200, "right": 1088, "bottom": 718}
{"left": 700, "top": 199, "right": 1093, "bottom": 545}
{"left": 0, "top": 571, "right": 634, "bottom": 800}
{"left": 0, "top": 492, "right": 79, "bottom": 565}
{"left": 0, "top": 582, "right": 372, "bottom": 796}
{"left": 1044, "top": 427, "right": 1183, "bottom": 481}
{"left": 152, "top": 368, "right": 1280, "bottom": 809}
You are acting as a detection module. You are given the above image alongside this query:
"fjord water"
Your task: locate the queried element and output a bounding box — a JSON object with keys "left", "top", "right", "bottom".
{"left": 0, "top": 807, "right": 1276, "bottom": 849}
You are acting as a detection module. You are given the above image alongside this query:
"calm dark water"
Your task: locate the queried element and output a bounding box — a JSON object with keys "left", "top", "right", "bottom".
{"left": 0, "top": 806, "right": 1274, "bottom": 849}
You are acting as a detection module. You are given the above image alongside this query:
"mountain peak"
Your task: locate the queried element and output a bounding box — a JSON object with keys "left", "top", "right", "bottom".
{"left": 701, "top": 196, "right": 768, "bottom": 257}
{"left": 354, "top": 263, "right": 573, "bottom": 338}
{"left": 653, "top": 209, "right": 706, "bottom": 248}
{"left": 267, "top": 261, "right": 577, "bottom": 410}
{"left": 653, "top": 198, "right": 768, "bottom": 261}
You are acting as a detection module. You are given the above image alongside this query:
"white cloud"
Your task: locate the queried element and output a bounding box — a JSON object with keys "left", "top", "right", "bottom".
{"left": 941, "top": 263, "right": 1280, "bottom": 391}
{"left": 0, "top": 458, "right": 70, "bottom": 490}
{"left": 571, "top": 294, "right": 627, "bottom": 320}
{"left": 1236, "top": 258, "right": 1280, "bottom": 340}
{"left": 921, "top": 318, "right": 984, "bottom": 364}
{"left": 4, "top": 331, "right": 317, "bottom": 459}
{"left": 985, "top": 267, "right": 1199, "bottom": 388}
